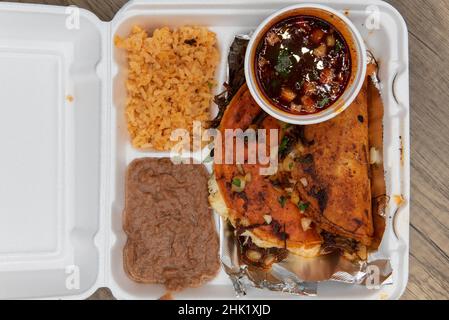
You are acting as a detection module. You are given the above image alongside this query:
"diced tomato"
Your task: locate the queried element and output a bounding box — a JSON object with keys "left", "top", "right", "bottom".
{"left": 313, "top": 43, "right": 327, "bottom": 57}
{"left": 280, "top": 87, "right": 297, "bottom": 102}
{"left": 290, "top": 102, "right": 302, "bottom": 112}
{"left": 301, "top": 95, "right": 316, "bottom": 113}
{"left": 326, "top": 35, "right": 336, "bottom": 47}
{"left": 320, "top": 68, "right": 334, "bottom": 84}
{"left": 311, "top": 29, "right": 325, "bottom": 44}
{"left": 266, "top": 31, "right": 280, "bottom": 46}
{"left": 302, "top": 82, "right": 317, "bottom": 95}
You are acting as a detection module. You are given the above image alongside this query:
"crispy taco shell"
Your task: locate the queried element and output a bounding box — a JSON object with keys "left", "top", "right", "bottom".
{"left": 210, "top": 84, "right": 323, "bottom": 257}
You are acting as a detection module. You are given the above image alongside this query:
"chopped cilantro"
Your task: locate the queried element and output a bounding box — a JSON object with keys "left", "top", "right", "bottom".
{"left": 275, "top": 50, "right": 293, "bottom": 78}
{"left": 278, "top": 196, "right": 287, "bottom": 208}
{"left": 279, "top": 136, "right": 289, "bottom": 154}
{"left": 335, "top": 40, "right": 343, "bottom": 53}
{"left": 318, "top": 97, "right": 330, "bottom": 108}
{"left": 232, "top": 178, "right": 241, "bottom": 187}
{"left": 298, "top": 202, "right": 310, "bottom": 212}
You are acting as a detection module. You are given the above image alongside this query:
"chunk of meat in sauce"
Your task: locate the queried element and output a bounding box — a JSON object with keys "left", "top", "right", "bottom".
{"left": 320, "top": 68, "right": 334, "bottom": 84}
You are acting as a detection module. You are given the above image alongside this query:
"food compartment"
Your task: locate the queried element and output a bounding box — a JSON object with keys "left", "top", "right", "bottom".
{"left": 108, "top": 0, "right": 409, "bottom": 300}
{"left": 108, "top": 11, "right": 256, "bottom": 300}
{"left": 0, "top": 4, "right": 105, "bottom": 299}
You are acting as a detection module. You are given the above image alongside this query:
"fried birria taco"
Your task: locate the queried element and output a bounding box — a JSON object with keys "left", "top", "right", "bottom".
{"left": 291, "top": 80, "right": 374, "bottom": 247}
{"left": 209, "top": 85, "right": 323, "bottom": 262}
{"left": 209, "top": 67, "right": 385, "bottom": 264}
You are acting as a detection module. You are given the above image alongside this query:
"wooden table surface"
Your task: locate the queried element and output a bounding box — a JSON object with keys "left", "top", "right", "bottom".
{"left": 4, "top": 0, "right": 448, "bottom": 300}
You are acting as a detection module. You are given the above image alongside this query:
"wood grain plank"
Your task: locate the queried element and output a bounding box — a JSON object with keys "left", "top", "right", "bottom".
{"left": 87, "top": 287, "right": 115, "bottom": 300}
{"left": 386, "top": 0, "right": 449, "bottom": 300}
{"left": 405, "top": 225, "right": 449, "bottom": 299}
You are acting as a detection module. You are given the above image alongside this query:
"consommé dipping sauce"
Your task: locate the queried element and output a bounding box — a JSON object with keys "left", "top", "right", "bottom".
{"left": 255, "top": 16, "right": 351, "bottom": 115}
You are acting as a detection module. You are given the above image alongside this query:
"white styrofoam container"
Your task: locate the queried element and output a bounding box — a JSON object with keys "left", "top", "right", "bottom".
{"left": 0, "top": 0, "right": 410, "bottom": 300}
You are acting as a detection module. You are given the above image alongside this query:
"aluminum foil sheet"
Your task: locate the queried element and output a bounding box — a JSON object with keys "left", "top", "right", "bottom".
{"left": 220, "top": 219, "right": 392, "bottom": 297}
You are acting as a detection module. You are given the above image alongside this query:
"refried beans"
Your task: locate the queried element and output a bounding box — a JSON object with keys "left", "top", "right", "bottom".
{"left": 123, "top": 158, "right": 220, "bottom": 291}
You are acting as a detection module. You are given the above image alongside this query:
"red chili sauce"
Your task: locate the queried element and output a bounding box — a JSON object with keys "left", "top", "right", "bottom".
{"left": 255, "top": 16, "right": 351, "bottom": 115}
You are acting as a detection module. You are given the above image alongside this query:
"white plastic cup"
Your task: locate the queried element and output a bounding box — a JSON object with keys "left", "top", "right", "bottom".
{"left": 245, "top": 4, "right": 367, "bottom": 125}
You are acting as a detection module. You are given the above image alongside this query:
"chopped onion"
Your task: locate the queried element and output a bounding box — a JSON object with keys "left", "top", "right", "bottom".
{"left": 240, "top": 217, "right": 250, "bottom": 227}
{"left": 236, "top": 164, "right": 244, "bottom": 174}
{"left": 263, "top": 215, "right": 273, "bottom": 225}
{"left": 370, "top": 147, "right": 381, "bottom": 165}
{"left": 295, "top": 143, "right": 305, "bottom": 154}
{"left": 300, "top": 177, "right": 308, "bottom": 187}
{"left": 301, "top": 217, "right": 313, "bottom": 232}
